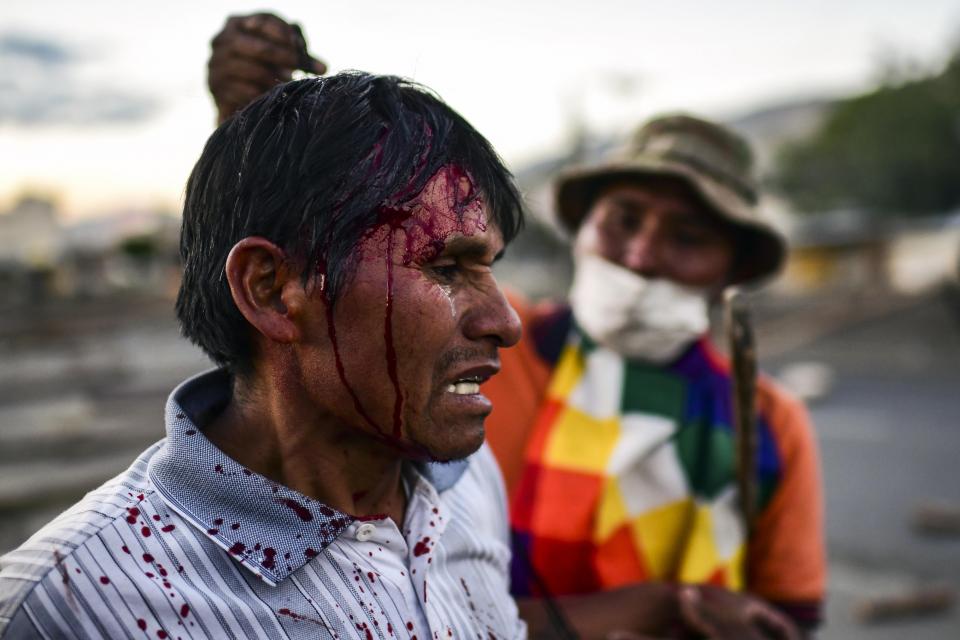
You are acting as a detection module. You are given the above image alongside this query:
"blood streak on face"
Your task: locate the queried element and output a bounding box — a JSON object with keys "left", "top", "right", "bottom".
{"left": 323, "top": 283, "right": 383, "bottom": 436}
{"left": 311, "top": 165, "right": 520, "bottom": 461}
{"left": 382, "top": 227, "right": 402, "bottom": 438}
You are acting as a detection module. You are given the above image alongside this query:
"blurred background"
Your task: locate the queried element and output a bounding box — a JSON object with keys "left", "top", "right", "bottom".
{"left": 2, "top": 1, "right": 959, "bottom": 637}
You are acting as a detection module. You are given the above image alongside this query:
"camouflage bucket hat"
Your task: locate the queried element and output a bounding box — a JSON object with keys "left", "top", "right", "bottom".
{"left": 554, "top": 114, "right": 786, "bottom": 284}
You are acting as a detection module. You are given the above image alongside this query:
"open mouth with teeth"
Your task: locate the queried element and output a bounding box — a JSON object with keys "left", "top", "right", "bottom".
{"left": 446, "top": 377, "right": 483, "bottom": 395}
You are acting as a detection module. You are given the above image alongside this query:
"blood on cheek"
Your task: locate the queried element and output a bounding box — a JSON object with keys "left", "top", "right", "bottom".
{"left": 320, "top": 167, "right": 484, "bottom": 446}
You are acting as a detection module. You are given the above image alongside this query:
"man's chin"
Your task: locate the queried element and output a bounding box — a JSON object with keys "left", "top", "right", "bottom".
{"left": 416, "top": 423, "right": 486, "bottom": 464}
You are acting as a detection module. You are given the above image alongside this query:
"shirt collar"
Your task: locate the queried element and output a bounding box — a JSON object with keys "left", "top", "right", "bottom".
{"left": 148, "top": 369, "right": 468, "bottom": 585}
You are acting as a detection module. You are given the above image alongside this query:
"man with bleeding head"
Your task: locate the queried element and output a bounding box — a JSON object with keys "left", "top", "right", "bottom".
{"left": 0, "top": 73, "right": 529, "bottom": 638}
{"left": 485, "top": 116, "right": 825, "bottom": 639}
{"left": 198, "top": 17, "right": 825, "bottom": 636}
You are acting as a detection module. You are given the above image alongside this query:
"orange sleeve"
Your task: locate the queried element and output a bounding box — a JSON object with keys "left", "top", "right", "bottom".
{"left": 484, "top": 290, "right": 553, "bottom": 501}
{"left": 748, "top": 378, "right": 826, "bottom": 606}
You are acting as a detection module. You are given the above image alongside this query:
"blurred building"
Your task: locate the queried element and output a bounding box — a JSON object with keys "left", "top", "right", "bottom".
{"left": 0, "top": 196, "right": 64, "bottom": 266}
{"left": 62, "top": 209, "right": 181, "bottom": 298}
{"left": 0, "top": 196, "right": 181, "bottom": 306}
{"left": 0, "top": 196, "right": 65, "bottom": 306}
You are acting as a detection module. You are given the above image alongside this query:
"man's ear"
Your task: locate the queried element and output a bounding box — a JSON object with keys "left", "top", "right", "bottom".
{"left": 224, "top": 237, "right": 307, "bottom": 344}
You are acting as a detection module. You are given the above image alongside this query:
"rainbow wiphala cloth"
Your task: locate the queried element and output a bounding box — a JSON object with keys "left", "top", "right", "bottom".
{"left": 510, "top": 333, "right": 782, "bottom": 596}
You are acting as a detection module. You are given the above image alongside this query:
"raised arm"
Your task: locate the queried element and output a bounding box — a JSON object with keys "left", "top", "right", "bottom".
{"left": 208, "top": 12, "right": 326, "bottom": 124}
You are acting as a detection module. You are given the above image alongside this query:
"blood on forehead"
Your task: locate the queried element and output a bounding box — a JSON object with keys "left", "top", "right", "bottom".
{"left": 372, "top": 165, "right": 487, "bottom": 266}
{"left": 316, "top": 165, "right": 490, "bottom": 450}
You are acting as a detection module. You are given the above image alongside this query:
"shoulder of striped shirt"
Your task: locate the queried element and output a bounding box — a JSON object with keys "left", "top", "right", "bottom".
{"left": 0, "top": 441, "right": 164, "bottom": 629}
{"left": 0, "top": 440, "right": 510, "bottom": 633}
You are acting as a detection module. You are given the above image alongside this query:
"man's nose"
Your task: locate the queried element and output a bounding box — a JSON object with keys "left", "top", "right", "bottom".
{"left": 463, "top": 280, "right": 522, "bottom": 349}
{"left": 620, "top": 230, "right": 662, "bottom": 278}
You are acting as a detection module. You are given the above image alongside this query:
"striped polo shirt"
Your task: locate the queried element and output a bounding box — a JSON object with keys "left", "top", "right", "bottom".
{"left": 0, "top": 370, "right": 525, "bottom": 640}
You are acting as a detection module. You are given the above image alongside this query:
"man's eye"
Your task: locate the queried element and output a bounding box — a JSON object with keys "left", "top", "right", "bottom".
{"left": 605, "top": 209, "right": 640, "bottom": 232}
{"left": 672, "top": 230, "right": 711, "bottom": 246}
{"left": 430, "top": 263, "right": 461, "bottom": 282}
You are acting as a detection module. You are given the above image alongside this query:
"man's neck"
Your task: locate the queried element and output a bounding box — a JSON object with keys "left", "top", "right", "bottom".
{"left": 203, "top": 372, "right": 409, "bottom": 526}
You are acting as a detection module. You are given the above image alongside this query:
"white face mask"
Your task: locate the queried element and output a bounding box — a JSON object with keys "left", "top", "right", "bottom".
{"left": 569, "top": 252, "right": 710, "bottom": 363}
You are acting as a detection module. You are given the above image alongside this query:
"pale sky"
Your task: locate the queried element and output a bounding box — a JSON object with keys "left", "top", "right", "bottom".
{"left": 1, "top": 0, "right": 959, "bottom": 220}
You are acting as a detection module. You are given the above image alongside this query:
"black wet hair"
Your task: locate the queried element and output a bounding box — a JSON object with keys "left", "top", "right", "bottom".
{"left": 176, "top": 72, "right": 524, "bottom": 374}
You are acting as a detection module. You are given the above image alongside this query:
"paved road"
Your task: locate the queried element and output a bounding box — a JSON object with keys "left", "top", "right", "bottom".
{"left": 0, "top": 296, "right": 210, "bottom": 551}
{"left": 762, "top": 289, "right": 960, "bottom": 638}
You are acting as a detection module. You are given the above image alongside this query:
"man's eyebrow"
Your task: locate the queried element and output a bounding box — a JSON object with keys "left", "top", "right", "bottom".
{"left": 670, "top": 211, "right": 723, "bottom": 229}
{"left": 608, "top": 195, "right": 644, "bottom": 211}
{"left": 440, "top": 234, "right": 502, "bottom": 260}
{"left": 609, "top": 195, "right": 717, "bottom": 229}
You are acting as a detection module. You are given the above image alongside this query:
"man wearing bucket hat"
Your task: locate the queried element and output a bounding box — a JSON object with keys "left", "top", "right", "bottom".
{"left": 484, "top": 115, "right": 825, "bottom": 638}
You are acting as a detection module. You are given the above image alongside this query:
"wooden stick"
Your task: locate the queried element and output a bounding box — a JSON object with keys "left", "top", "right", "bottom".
{"left": 725, "top": 288, "right": 758, "bottom": 535}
